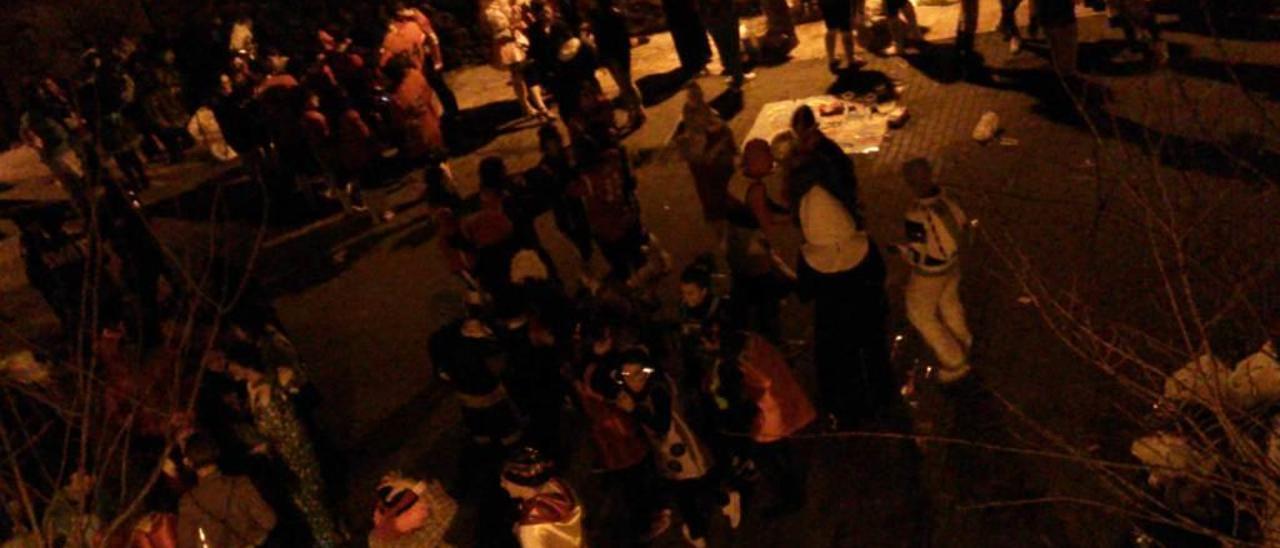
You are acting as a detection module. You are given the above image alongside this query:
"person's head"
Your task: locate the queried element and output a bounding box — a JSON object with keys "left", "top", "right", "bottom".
{"left": 478, "top": 156, "right": 509, "bottom": 193}
{"left": 790, "top": 105, "right": 819, "bottom": 151}
{"left": 679, "top": 256, "right": 714, "bottom": 309}
{"left": 183, "top": 431, "right": 221, "bottom": 473}
{"left": 500, "top": 447, "right": 554, "bottom": 500}
{"left": 616, "top": 346, "right": 655, "bottom": 394}
{"left": 902, "top": 158, "right": 936, "bottom": 198}
{"left": 538, "top": 123, "right": 565, "bottom": 157}
{"left": 218, "top": 73, "right": 235, "bottom": 95}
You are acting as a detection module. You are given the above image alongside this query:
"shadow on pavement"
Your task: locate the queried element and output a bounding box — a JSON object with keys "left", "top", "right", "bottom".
{"left": 1171, "top": 55, "right": 1280, "bottom": 101}
{"left": 637, "top": 67, "right": 693, "bottom": 107}
{"left": 446, "top": 99, "right": 533, "bottom": 157}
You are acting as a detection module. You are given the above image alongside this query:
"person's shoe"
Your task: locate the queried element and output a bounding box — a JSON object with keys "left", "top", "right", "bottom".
{"left": 884, "top": 44, "right": 902, "bottom": 56}
{"left": 1009, "top": 36, "right": 1023, "bottom": 54}
{"left": 721, "top": 490, "right": 742, "bottom": 529}
{"left": 828, "top": 59, "right": 841, "bottom": 74}
{"left": 681, "top": 524, "right": 708, "bottom": 548}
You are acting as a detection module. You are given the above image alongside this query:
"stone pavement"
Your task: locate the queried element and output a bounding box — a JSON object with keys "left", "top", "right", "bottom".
{"left": 2, "top": 2, "right": 1277, "bottom": 545}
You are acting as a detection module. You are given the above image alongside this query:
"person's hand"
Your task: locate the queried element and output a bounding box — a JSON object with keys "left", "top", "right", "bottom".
{"left": 615, "top": 392, "right": 636, "bottom": 412}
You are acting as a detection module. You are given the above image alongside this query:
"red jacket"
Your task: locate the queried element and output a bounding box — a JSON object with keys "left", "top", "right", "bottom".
{"left": 738, "top": 334, "right": 816, "bottom": 443}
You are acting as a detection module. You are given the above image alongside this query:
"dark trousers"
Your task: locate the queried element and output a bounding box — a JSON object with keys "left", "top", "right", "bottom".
{"left": 425, "top": 65, "right": 460, "bottom": 117}
{"left": 553, "top": 198, "right": 594, "bottom": 261}
{"left": 601, "top": 461, "right": 655, "bottom": 540}
{"left": 670, "top": 476, "right": 716, "bottom": 540}
{"left": 706, "top": 16, "right": 744, "bottom": 83}
{"left": 804, "top": 247, "right": 895, "bottom": 429}
{"left": 754, "top": 438, "right": 806, "bottom": 507}
{"left": 597, "top": 223, "right": 648, "bottom": 279}
{"left": 956, "top": 0, "right": 980, "bottom": 54}
{"left": 999, "top": 0, "right": 1038, "bottom": 38}
{"left": 663, "top": 0, "right": 713, "bottom": 72}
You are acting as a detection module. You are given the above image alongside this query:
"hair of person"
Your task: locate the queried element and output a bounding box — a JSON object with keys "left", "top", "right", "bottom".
{"left": 478, "top": 156, "right": 508, "bottom": 191}
{"left": 680, "top": 253, "right": 716, "bottom": 288}
{"left": 184, "top": 431, "right": 220, "bottom": 470}
{"left": 502, "top": 446, "right": 554, "bottom": 487}
{"left": 791, "top": 104, "right": 816, "bottom": 132}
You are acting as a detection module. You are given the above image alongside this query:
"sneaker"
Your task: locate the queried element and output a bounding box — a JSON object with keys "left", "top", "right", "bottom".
{"left": 681, "top": 524, "right": 708, "bottom": 548}
{"left": 884, "top": 44, "right": 901, "bottom": 56}
{"left": 722, "top": 490, "right": 742, "bottom": 529}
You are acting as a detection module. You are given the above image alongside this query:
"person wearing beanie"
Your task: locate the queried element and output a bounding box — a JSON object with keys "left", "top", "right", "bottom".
{"left": 500, "top": 447, "right": 585, "bottom": 547}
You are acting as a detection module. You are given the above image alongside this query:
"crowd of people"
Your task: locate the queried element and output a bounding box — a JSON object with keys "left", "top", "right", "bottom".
{"left": 3, "top": 0, "right": 1195, "bottom": 546}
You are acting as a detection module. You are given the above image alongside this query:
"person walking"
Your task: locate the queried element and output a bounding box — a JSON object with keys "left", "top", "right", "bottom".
{"left": 890, "top": 158, "right": 973, "bottom": 384}
{"left": 788, "top": 106, "right": 895, "bottom": 430}
{"left": 584, "top": 0, "right": 646, "bottom": 127}
{"left": 699, "top": 0, "right": 754, "bottom": 88}
{"left": 483, "top": 0, "right": 553, "bottom": 119}
{"left": 675, "top": 82, "right": 736, "bottom": 233}
{"left": 177, "top": 433, "right": 278, "bottom": 548}
{"left": 662, "top": 0, "right": 713, "bottom": 77}
{"left": 818, "top": 0, "right": 859, "bottom": 72}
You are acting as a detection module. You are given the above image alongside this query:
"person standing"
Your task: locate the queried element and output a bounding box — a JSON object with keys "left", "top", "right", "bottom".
{"left": 223, "top": 361, "right": 342, "bottom": 547}
{"left": 177, "top": 433, "right": 278, "bottom": 548}
{"left": 483, "top": 0, "right": 553, "bottom": 119}
{"left": 725, "top": 138, "right": 795, "bottom": 342}
{"left": 500, "top": 447, "right": 586, "bottom": 547}
{"left": 890, "top": 158, "right": 973, "bottom": 384}
{"left": 526, "top": 124, "right": 594, "bottom": 263}
{"left": 1039, "top": 0, "right": 1080, "bottom": 79}
{"left": 788, "top": 106, "right": 894, "bottom": 431}
{"left": 699, "top": 0, "right": 754, "bottom": 88}
{"left": 675, "top": 82, "right": 736, "bottom": 232}
{"left": 385, "top": 54, "right": 446, "bottom": 161}
{"left": 613, "top": 347, "right": 719, "bottom": 548}
{"left": 818, "top": 0, "right": 858, "bottom": 72}
{"left": 701, "top": 328, "right": 815, "bottom": 516}
{"left": 584, "top": 0, "right": 646, "bottom": 127}
{"left": 662, "top": 0, "right": 713, "bottom": 77}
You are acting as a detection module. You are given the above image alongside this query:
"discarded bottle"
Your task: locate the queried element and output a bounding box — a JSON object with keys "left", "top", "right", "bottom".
{"left": 972, "top": 111, "right": 1000, "bottom": 143}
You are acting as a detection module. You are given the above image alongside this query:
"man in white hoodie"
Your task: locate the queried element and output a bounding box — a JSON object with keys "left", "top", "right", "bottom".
{"left": 892, "top": 158, "right": 973, "bottom": 384}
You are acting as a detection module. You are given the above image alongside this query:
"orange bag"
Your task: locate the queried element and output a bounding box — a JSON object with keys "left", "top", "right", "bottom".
{"left": 738, "top": 334, "right": 816, "bottom": 443}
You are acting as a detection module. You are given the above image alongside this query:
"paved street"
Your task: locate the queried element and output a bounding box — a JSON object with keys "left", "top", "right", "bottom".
{"left": 2, "top": 2, "right": 1278, "bottom": 546}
